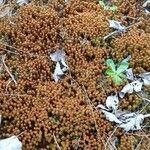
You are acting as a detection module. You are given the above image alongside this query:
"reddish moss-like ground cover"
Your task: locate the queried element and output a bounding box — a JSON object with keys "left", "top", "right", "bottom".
{"left": 0, "top": 0, "right": 150, "bottom": 149}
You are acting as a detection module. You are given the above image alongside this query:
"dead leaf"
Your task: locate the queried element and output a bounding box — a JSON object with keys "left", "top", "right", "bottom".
{"left": 106, "top": 94, "right": 119, "bottom": 112}
{"left": 0, "top": 136, "right": 22, "bottom": 150}
{"left": 108, "top": 20, "right": 126, "bottom": 32}
{"left": 16, "top": 0, "right": 29, "bottom": 6}
{"left": 119, "top": 80, "right": 143, "bottom": 98}
{"left": 101, "top": 110, "right": 122, "bottom": 124}
{"left": 143, "top": 0, "right": 150, "bottom": 14}
{"left": 139, "top": 72, "right": 150, "bottom": 86}
{"left": 119, "top": 114, "right": 144, "bottom": 131}
{"left": 126, "top": 68, "right": 134, "bottom": 81}
{"left": 0, "top": 6, "right": 11, "bottom": 18}
{"left": 50, "top": 50, "right": 69, "bottom": 82}
{"left": 0, "top": 0, "right": 6, "bottom": 5}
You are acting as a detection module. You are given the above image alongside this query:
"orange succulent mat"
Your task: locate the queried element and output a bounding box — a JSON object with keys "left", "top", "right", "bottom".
{"left": 0, "top": 0, "right": 150, "bottom": 150}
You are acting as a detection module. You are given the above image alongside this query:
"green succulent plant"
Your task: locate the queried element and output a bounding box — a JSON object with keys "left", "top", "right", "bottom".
{"left": 105, "top": 59, "right": 129, "bottom": 85}
{"left": 99, "top": 0, "right": 117, "bottom": 12}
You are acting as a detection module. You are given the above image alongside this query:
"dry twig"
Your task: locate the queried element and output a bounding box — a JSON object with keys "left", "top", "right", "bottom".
{"left": 134, "top": 137, "right": 144, "bottom": 150}
{"left": 137, "top": 93, "right": 150, "bottom": 103}
{"left": 104, "top": 21, "right": 142, "bottom": 40}
{"left": 104, "top": 127, "right": 118, "bottom": 150}
{"left": 1, "top": 55, "right": 17, "bottom": 85}
{"left": 0, "top": 93, "right": 28, "bottom": 97}
{"left": 82, "top": 85, "right": 104, "bottom": 149}
{"left": 53, "top": 133, "right": 61, "bottom": 150}
{"left": 5, "top": 79, "right": 12, "bottom": 93}
{"left": 0, "top": 47, "right": 19, "bottom": 55}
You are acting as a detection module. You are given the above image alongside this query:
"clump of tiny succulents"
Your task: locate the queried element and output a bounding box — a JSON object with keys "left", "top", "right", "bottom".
{"left": 99, "top": 0, "right": 117, "bottom": 12}
{"left": 105, "top": 58, "right": 129, "bottom": 85}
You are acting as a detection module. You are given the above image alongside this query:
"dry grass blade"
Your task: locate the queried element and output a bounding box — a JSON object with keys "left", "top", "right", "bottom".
{"left": 104, "top": 127, "right": 118, "bottom": 150}
{"left": 5, "top": 79, "right": 12, "bottom": 93}
{"left": 109, "top": 141, "right": 117, "bottom": 150}
{"left": 16, "top": 131, "right": 25, "bottom": 137}
{"left": 53, "top": 133, "right": 61, "bottom": 150}
{"left": 0, "top": 42, "right": 47, "bottom": 58}
{"left": 104, "top": 134, "right": 118, "bottom": 150}
{"left": 0, "top": 93, "right": 28, "bottom": 97}
{"left": 68, "top": 72, "right": 104, "bottom": 148}
{"left": 67, "top": 62, "right": 105, "bottom": 148}
{"left": 126, "top": 132, "right": 150, "bottom": 137}
{"left": 139, "top": 103, "right": 149, "bottom": 113}
{"left": 134, "top": 137, "right": 144, "bottom": 150}
{"left": 0, "top": 47, "right": 19, "bottom": 55}
{"left": 137, "top": 93, "right": 150, "bottom": 103}
{"left": 104, "top": 30, "right": 119, "bottom": 40}
{"left": 1, "top": 55, "right": 17, "bottom": 85}
{"left": 82, "top": 85, "right": 105, "bottom": 148}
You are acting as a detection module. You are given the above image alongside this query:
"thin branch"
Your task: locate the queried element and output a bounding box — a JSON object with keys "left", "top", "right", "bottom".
{"left": 1, "top": 55, "right": 17, "bottom": 85}
{"left": 104, "top": 127, "right": 118, "bottom": 150}
{"left": 125, "top": 21, "right": 141, "bottom": 30}
{"left": 107, "top": 141, "right": 115, "bottom": 150}
{"left": 139, "top": 103, "right": 149, "bottom": 114}
{"left": 0, "top": 93, "right": 27, "bottom": 97}
{"left": 126, "top": 133, "right": 150, "bottom": 137}
{"left": 69, "top": 75, "right": 104, "bottom": 148}
{"left": 141, "top": 130, "right": 150, "bottom": 141}
{"left": 0, "top": 42, "right": 47, "bottom": 58}
{"left": 134, "top": 137, "right": 144, "bottom": 150}
{"left": 137, "top": 93, "right": 150, "bottom": 103}
{"left": 53, "top": 133, "right": 61, "bottom": 150}
{"left": 123, "top": 16, "right": 137, "bottom": 20}
{"left": 0, "top": 47, "right": 19, "bottom": 55}
{"left": 104, "top": 30, "right": 119, "bottom": 40}
{"left": 0, "top": 43, "right": 19, "bottom": 52}
{"left": 68, "top": 68, "right": 104, "bottom": 148}
{"left": 82, "top": 85, "right": 105, "bottom": 148}
{"left": 104, "top": 21, "right": 142, "bottom": 40}
{"left": 140, "top": 97, "right": 150, "bottom": 103}
{"left": 109, "top": 141, "right": 118, "bottom": 150}
{"left": 141, "top": 126, "right": 150, "bottom": 128}
{"left": 17, "top": 131, "right": 25, "bottom": 137}
{"left": 5, "top": 79, "right": 12, "bottom": 93}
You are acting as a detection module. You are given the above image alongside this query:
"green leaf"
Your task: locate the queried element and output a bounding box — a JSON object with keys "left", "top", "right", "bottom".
{"left": 117, "top": 62, "right": 129, "bottom": 74}
{"left": 105, "top": 69, "right": 115, "bottom": 76}
{"left": 106, "top": 59, "right": 116, "bottom": 72}
{"left": 99, "top": 0, "right": 117, "bottom": 12}
{"left": 105, "top": 58, "right": 129, "bottom": 85}
{"left": 112, "top": 75, "right": 123, "bottom": 85}
{"left": 99, "top": 1, "right": 105, "bottom": 7}
{"left": 110, "top": 5, "right": 117, "bottom": 12}
{"left": 119, "top": 72, "right": 127, "bottom": 79}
